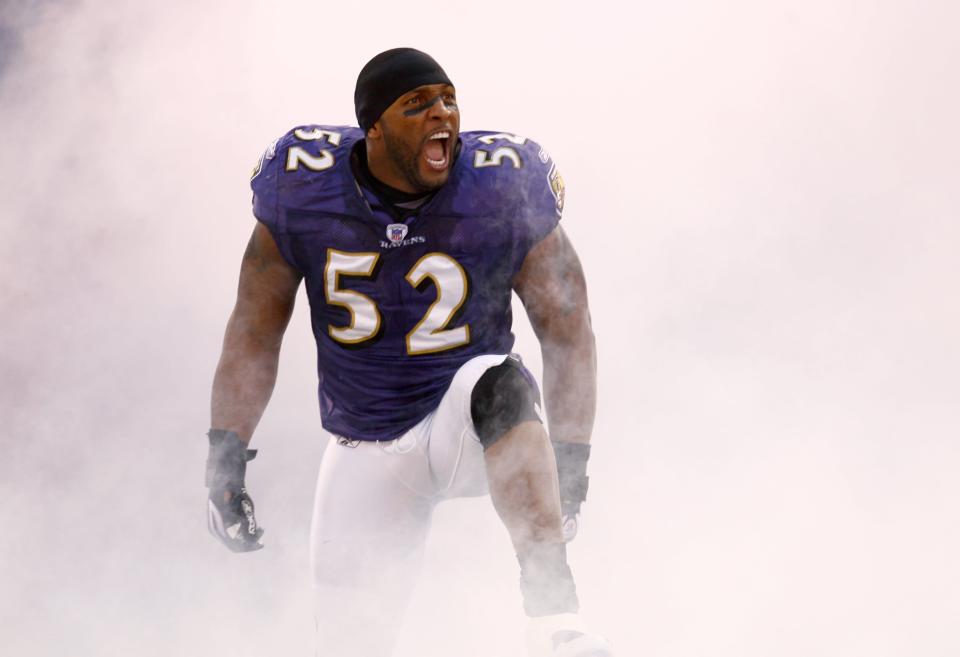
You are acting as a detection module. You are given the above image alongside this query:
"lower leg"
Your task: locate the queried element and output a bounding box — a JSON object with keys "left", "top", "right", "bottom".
{"left": 310, "top": 440, "right": 433, "bottom": 657}
{"left": 313, "top": 558, "right": 423, "bottom": 657}
{"left": 484, "top": 420, "right": 579, "bottom": 616}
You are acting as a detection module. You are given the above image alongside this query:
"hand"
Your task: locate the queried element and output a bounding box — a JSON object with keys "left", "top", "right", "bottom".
{"left": 205, "top": 429, "right": 264, "bottom": 552}
{"left": 560, "top": 510, "right": 580, "bottom": 543}
{"left": 553, "top": 441, "right": 590, "bottom": 543}
{"left": 207, "top": 487, "right": 264, "bottom": 552}
{"left": 559, "top": 488, "right": 586, "bottom": 542}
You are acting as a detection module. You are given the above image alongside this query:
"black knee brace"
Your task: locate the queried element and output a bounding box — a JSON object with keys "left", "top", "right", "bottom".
{"left": 470, "top": 356, "right": 542, "bottom": 450}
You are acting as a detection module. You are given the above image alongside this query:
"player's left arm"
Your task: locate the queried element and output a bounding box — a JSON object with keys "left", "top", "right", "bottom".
{"left": 514, "top": 225, "right": 596, "bottom": 538}
{"left": 515, "top": 224, "right": 596, "bottom": 444}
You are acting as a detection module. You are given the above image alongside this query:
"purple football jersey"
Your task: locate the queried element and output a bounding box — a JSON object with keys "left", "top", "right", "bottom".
{"left": 250, "top": 126, "right": 564, "bottom": 441}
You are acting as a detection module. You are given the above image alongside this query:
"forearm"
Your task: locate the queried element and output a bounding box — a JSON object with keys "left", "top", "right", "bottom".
{"left": 210, "top": 318, "right": 283, "bottom": 443}
{"left": 514, "top": 226, "right": 596, "bottom": 445}
{"left": 540, "top": 322, "right": 596, "bottom": 446}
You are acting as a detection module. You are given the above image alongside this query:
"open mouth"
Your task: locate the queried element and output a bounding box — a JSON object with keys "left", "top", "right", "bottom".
{"left": 423, "top": 130, "right": 451, "bottom": 171}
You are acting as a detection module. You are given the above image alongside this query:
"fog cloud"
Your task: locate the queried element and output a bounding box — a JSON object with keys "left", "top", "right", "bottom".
{"left": 2, "top": 1, "right": 958, "bottom": 656}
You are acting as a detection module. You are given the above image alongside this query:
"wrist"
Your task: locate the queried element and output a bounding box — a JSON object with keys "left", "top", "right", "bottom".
{"left": 552, "top": 441, "right": 590, "bottom": 511}
{"left": 206, "top": 429, "right": 257, "bottom": 490}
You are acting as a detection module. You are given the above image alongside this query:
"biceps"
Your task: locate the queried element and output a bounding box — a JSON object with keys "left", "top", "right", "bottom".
{"left": 230, "top": 223, "right": 302, "bottom": 343}
{"left": 514, "top": 226, "right": 592, "bottom": 339}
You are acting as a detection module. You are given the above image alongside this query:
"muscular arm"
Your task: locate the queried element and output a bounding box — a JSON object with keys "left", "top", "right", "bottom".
{"left": 514, "top": 225, "right": 596, "bottom": 446}
{"left": 210, "top": 222, "right": 302, "bottom": 443}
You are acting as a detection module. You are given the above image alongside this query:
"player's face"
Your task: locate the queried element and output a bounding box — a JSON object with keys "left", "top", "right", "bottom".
{"left": 373, "top": 84, "right": 460, "bottom": 193}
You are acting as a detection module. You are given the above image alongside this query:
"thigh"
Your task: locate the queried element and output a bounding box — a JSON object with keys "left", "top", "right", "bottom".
{"left": 310, "top": 437, "right": 435, "bottom": 574}
{"left": 426, "top": 353, "right": 509, "bottom": 498}
{"left": 310, "top": 436, "right": 435, "bottom": 657}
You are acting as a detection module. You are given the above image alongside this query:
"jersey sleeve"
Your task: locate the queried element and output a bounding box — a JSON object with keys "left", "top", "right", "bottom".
{"left": 248, "top": 131, "right": 302, "bottom": 270}
{"left": 508, "top": 138, "right": 566, "bottom": 274}
{"left": 248, "top": 125, "right": 359, "bottom": 271}
{"left": 250, "top": 136, "right": 283, "bottom": 229}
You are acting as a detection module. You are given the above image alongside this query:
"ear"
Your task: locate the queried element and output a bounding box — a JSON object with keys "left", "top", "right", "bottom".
{"left": 366, "top": 122, "right": 382, "bottom": 140}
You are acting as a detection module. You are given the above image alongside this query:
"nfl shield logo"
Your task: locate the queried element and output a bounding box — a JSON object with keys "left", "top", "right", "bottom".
{"left": 387, "top": 223, "right": 409, "bottom": 244}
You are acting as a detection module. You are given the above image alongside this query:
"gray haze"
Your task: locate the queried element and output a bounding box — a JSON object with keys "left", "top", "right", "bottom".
{"left": 2, "top": 1, "right": 958, "bottom": 655}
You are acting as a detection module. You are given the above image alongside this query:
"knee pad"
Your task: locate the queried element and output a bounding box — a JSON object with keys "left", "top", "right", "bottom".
{"left": 470, "top": 356, "right": 542, "bottom": 450}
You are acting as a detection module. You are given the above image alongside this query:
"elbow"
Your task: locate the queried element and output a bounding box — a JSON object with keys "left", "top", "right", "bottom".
{"left": 538, "top": 310, "right": 596, "bottom": 355}
{"left": 224, "top": 317, "right": 286, "bottom": 355}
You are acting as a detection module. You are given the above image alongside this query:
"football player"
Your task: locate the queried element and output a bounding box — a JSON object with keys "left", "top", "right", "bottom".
{"left": 205, "top": 48, "right": 612, "bottom": 657}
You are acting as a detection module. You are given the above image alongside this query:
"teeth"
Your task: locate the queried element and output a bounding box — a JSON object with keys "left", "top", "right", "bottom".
{"left": 430, "top": 131, "right": 450, "bottom": 140}
{"left": 426, "top": 157, "right": 447, "bottom": 168}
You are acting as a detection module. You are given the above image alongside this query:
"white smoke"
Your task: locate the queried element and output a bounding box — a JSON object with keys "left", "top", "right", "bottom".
{"left": 2, "top": 1, "right": 959, "bottom": 656}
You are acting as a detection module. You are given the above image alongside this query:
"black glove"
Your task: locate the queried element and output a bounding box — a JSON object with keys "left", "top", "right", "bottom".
{"left": 205, "top": 429, "right": 264, "bottom": 552}
{"left": 552, "top": 441, "right": 590, "bottom": 542}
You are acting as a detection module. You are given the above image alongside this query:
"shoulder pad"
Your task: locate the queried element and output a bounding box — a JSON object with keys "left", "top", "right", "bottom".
{"left": 250, "top": 125, "right": 363, "bottom": 229}
{"left": 252, "top": 124, "right": 361, "bottom": 184}
{"left": 458, "top": 130, "right": 565, "bottom": 219}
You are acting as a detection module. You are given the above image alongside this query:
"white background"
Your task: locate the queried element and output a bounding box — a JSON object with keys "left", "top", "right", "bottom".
{"left": 1, "top": 1, "right": 958, "bottom": 655}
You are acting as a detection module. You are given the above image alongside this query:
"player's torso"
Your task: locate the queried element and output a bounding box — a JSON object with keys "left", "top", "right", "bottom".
{"left": 252, "top": 126, "right": 555, "bottom": 438}
{"left": 270, "top": 127, "right": 519, "bottom": 355}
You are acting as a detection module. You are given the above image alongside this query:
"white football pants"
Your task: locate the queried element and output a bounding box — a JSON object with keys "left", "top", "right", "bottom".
{"left": 309, "top": 353, "right": 510, "bottom": 656}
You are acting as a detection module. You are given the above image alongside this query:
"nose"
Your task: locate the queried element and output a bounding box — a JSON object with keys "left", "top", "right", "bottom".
{"left": 427, "top": 96, "right": 453, "bottom": 120}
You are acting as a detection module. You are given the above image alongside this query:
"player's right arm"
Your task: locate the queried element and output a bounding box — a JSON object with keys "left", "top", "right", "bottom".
{"left": 210, "top": 222, "right": 302, "bottom": 439}
{"left": 206, "top": 222, "right": 302, "bottom": 552}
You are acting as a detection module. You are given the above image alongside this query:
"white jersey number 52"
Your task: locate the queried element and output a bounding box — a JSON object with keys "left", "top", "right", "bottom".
{"left": 325, "top": 250, "right": 470, "bottom": 355}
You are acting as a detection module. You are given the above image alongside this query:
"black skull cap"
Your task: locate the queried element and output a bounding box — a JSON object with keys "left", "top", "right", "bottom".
{"left": 354, "top": 48, "right": 453, "bottom": 132}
